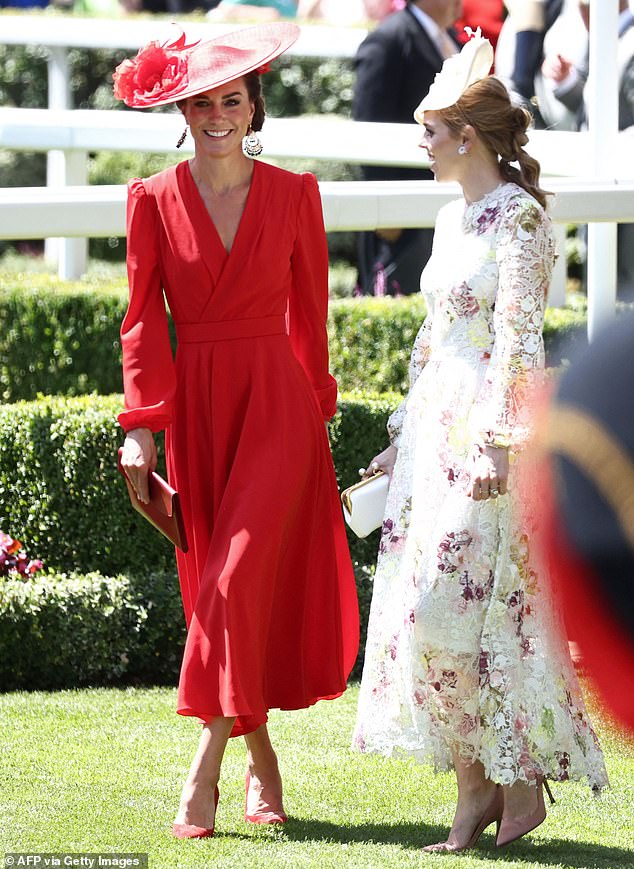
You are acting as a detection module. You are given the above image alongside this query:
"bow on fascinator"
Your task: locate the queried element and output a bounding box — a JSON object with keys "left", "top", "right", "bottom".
{"left": 113, "top": 32, "right": 199, "bottom": 108}
{"left": 414, "top": 27, "right": 494, "bottom": 122}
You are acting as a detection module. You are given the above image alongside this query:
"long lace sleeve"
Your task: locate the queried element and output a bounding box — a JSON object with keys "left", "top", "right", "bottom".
{"left": 471, "top": 196, "right": 555, "bottom": 450}
{"left": 387, "top": 309, "right": 433, "bottom": 447}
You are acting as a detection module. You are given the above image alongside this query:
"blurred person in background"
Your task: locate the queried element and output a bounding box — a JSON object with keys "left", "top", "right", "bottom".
{"left": 539, "top": 313, "right": 634, "bottom": 735}
{"left": 498, "top": 0, "right": 565, "bottom": 113}
{"left": 541, "top": 0, "right": 634, "bottom": 298}
{"left": 456, "top": 0, "right": 505, "bottom": 48}
{"left": 353, "top": 0, "right": 462, "bottom": 296}
{"left": 209, "top": 0, "right": 297, "bottom": 19}
{"left": 298, "top": 0, "right": 404, "bottom": 22}
{"left": 143, "top": 0, "right": 221, "bottom": 13}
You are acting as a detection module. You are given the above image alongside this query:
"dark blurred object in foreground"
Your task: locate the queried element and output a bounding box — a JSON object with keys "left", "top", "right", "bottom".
{"left": 541, "top": 313, "right": 634, "bottom": 733}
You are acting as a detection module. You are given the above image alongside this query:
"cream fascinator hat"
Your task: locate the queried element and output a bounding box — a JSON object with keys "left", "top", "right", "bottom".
{"left": 414, "top": 27, "right": 494, "bottom": 123}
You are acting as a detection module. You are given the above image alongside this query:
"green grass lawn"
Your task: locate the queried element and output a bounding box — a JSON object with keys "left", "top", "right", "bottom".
{"left": 0, "top": 684, "right": 632, "bottom": 868}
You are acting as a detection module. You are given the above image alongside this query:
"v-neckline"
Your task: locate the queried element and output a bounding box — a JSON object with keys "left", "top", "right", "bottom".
{"left": 185, "top": 158, "right": 259, "bottom": 258}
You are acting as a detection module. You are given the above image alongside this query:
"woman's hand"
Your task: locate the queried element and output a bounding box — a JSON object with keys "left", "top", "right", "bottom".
{"left": 468, "top": 445, "right": 509, "bottom": 501}
{"left": 120, "top": 427, "right": 157, "bottom": 504}
{"left": 360, "top": 444, "right": 398, "bottom": 480}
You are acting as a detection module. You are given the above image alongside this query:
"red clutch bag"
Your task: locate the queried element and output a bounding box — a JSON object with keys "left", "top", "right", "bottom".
{"left": 117, "top": 448, "right": 188, "bottom": 552}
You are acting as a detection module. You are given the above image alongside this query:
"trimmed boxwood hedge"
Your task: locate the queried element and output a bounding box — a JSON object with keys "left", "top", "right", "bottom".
{"left": 0, "top": 564, "right": 374, "bottom": 690}
{"left": 0, "top": 278, "right": 588, "bottom": 401}
{"left": 0, "top": 571, "right": 183, "bottom": 691}
{"left": 0, "top": 392, "right": 398, "bottom": 578}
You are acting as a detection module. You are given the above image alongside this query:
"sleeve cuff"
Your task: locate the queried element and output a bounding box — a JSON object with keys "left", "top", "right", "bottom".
{"left": 118, "top": 403, "right": 172, "bottom": 433}
{"left": 315, "top": 378, "right": 338, "bottom": 421}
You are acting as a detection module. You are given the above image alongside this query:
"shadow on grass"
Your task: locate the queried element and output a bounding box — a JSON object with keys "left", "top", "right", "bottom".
{"left": 266, "top": 819, "right": 634, "bottom": 867}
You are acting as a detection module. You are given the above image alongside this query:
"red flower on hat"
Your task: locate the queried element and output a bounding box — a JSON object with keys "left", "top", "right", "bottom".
{"left": 113, "top": 32, "right": 198, "bottom": 107}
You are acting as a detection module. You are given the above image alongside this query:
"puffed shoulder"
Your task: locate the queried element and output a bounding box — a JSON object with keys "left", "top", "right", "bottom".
{"left": 300, "top": 171, "right": 320, "bottom": 196}
{"left": 127, "top": 177, "right": 148, "bottom": 199}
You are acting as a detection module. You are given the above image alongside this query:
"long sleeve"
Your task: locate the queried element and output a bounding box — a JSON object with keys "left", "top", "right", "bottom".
{"left": 118, "top": 178, "right": 177, "bottom": 433}
{"left": 387, "top": 308, "right": 433, "bottom": 448}
{"left": 471, "top": 197, "right": 554, "bottom": 450}
{"left": 288, "top": 173, "right": 338, "bottom": 420}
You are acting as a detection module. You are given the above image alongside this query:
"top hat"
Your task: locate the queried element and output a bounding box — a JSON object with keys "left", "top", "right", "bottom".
{"left": 113, "top": 23, "right": 300, "bottom": 109}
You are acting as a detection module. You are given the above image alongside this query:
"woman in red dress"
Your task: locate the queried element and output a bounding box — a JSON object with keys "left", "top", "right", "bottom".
{"left": 115, "top": 23, "right": 359, "bottom": 839}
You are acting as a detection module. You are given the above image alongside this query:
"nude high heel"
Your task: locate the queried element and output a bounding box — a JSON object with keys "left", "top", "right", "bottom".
{"left": 496, "top": 778, "right": 555, "bottom": 848}
{"left": 244, "top": 770, "right": 288, "bottom": 824}
{"left": 422, "top": 784, "right": 503, "bottom": 853}
{"left": 172, "top": 785, "right": 220, "bottom": 839}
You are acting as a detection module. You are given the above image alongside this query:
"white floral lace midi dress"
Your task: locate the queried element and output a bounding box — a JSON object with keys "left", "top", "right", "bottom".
{"left": 353, "top": 182, "right": 608, "bottom": 791}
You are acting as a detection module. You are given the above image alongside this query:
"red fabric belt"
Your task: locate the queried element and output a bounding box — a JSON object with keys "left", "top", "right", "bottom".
{"left": 176, "top": 315, "right": 288, "bottom": 344}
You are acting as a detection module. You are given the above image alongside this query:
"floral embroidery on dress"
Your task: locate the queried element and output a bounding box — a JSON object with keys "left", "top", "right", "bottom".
{"left": 379, "top": 497, "right": 411, "bottom": 555}
{"left": 353, "top": 183, "right": 608, "bottom": 792}
{"left": 448, "top": 283, "right": 480, "bottom": 319}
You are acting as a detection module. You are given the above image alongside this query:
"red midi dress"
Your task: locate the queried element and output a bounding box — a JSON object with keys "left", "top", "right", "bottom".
{"left": 118, "top": 160, "right": 359, "bottom": 736}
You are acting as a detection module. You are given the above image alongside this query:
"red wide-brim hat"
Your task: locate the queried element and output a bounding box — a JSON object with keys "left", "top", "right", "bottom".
{"left": 113, "top": 22, "right": 300, "bottom": 109}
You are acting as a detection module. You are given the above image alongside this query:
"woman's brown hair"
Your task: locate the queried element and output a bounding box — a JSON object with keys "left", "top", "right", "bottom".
{"left": 439, "top": 77, "right": 550, "bottom": 208}
{"left": 244, "top": 71, "right": 266, "bottom": 132}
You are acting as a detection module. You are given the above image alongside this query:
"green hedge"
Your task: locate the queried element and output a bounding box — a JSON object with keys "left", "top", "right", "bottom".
{"left": 0, "top": 562, "right": 374, "bottom": 690}
{"left": 0, "top": 571, "right": 184, "bottom": 691}
{"left": 0, "top": 392, "right": 397, "bottom": 578}
{"left": 0, "top": 278, "right": 588, "bottom": 401}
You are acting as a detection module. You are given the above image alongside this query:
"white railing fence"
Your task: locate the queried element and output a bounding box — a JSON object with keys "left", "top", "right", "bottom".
{"left": 1, "top": 2, "right": 631, "bottom": 332}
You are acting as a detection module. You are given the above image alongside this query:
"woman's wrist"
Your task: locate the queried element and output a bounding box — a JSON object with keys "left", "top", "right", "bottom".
{"left": 480, "top": 430, "right": 511, "bottom": 450}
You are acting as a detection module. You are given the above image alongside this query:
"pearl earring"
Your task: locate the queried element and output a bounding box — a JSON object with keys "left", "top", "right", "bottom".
{"left": 458, "top": 145, "right": 467, "bottom": 156}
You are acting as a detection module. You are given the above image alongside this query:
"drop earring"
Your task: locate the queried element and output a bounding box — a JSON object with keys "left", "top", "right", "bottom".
{"left": 458, "top": 144, "right": 467, "bottom": 156}
{"left": 243, "top": 125, "right": 263, "bottom": 158}
{"left": 176, "top": 127, "right": 188, "bottom": 149}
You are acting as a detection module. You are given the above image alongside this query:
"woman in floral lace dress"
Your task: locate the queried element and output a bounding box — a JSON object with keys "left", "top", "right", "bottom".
{"left": 353, "top": 32, "right": 608, "bottom": 853}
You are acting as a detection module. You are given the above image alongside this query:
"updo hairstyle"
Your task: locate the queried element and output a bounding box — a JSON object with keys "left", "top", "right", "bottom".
{"left": 438, "top": 77, "right": 549, "bottom": 208}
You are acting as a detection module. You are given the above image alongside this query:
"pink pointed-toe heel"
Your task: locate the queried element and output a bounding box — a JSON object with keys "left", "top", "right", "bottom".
{"left": 172, "top": 785, "right": 220, "bottom": 840}
{"left": 244, "top": 771, "right": 288, "bottom": 824}
{"left": 422, "top": 785, "right": 503, "bottom": 853}
{"left": 496, "top": 778, "right": 555, "bottom": 848}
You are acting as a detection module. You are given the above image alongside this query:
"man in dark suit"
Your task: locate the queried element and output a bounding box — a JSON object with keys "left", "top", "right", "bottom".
{"left": 353, "top": 0, "right": 462, "bottom": 295}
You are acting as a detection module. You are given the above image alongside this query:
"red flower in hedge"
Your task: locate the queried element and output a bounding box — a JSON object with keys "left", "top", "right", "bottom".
{"left": 113, "top": 33, "right": 197, "bottom": 108}
{"left": 0, "top": 531, "right": 43, "bottom": 578}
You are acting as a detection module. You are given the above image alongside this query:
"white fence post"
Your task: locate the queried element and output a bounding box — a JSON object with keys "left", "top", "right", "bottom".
{"left": 550, "top": 222, "right": 567, "bottom": 308}
{"left": 586, "top": 0, "right": 619, "bottom": 340}
{"left": 44, "top": 45, "right": 89, "bottom": 280}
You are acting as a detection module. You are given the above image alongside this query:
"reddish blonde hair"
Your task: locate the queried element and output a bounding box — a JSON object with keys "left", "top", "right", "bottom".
{"left": 439, "top": 77, "right": 550, "bottom": 208}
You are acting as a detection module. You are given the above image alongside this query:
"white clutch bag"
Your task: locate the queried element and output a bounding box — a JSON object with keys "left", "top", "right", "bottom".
{"left": 341, "top": 471, "right": 389, "bottom": 538}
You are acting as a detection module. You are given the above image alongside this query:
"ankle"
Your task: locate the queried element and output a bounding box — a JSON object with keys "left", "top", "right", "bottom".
{"left": 246, "top": 758, "right": 281, "bottom": 780}
{"left": 458, "top": 779, "right": 496, "bottom": 801}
